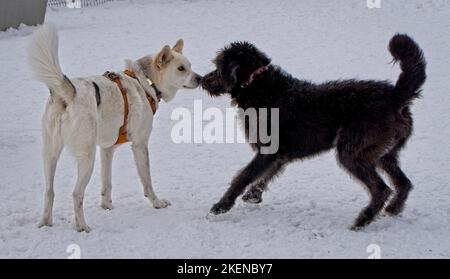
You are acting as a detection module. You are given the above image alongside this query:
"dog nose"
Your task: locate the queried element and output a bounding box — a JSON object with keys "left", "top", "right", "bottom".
{"left": 195, "top": 74, "right": 202, "bottom": 83}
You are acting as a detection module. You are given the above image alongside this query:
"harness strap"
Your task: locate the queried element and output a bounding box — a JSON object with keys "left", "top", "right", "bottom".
{"left": 103, "top": 71, "right": 129, "bottom": 145}
{"left": 124, "top": 69, "right": 161, "bottom": 114}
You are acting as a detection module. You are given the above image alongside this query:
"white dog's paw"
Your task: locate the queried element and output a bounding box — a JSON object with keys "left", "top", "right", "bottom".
{"left": 75, "top": 222, "right": 91, "bottom": 233}
{"left": 38, "top": 218, "right": 53, "bottom": 228}
{"left": 101, "top": 200, "right": 114, "bottom": 210}
{"left": 151, "top": 199, "right": 171, "bottom": 209}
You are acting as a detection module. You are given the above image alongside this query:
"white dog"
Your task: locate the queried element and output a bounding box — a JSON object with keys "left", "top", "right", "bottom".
{"left": 28, "top": 24, "right": 201, "bottom": 232}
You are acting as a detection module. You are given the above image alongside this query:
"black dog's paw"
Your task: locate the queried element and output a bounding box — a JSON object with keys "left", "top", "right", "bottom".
{"left": 210, "top": 201, "right": 234, "bottom": 215}
{"left": 242, "top": 190, "right": 263, "bottom": 204}
{"left": 351, "top": 210, "right": 375, "bottom": 231}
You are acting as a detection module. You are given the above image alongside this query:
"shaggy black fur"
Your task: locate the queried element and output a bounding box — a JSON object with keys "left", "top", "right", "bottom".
{"left": 201, "top": 34, "right": 426, "bottom": 230}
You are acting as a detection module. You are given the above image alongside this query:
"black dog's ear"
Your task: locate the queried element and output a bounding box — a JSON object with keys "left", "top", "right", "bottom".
{"left": 224, "top": 62, "right": 240, "bottom": 90}
{"left": 229, "top": 63, "right": 239, "bottom": 85}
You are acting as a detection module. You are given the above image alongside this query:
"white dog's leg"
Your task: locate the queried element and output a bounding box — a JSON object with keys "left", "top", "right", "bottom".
{"left": 131, "top": 143, "right": 170, "bottom": 209}
{"left": 100, "top": 146, "right": 115, "bottom": 210}
{"left": 72, "top": 151, "right": 95, "bottom": 232}
{"left": 38, "top": 130, "right": 63, "bottom": 228}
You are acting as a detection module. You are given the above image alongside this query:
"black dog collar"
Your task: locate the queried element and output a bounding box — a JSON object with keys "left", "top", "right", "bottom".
{"left": 241, "top": 64, "right": 270, "bottom": 88}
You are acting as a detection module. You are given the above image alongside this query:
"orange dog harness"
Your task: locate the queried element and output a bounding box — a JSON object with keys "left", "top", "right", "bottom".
{"left": 103, "top": 70, "right": 161, "bottom": 145}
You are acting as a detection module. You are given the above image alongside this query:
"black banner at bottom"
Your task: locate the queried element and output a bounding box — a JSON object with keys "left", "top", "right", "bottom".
{"left": 0, "top": 259, "right": 447, "bottom": 277}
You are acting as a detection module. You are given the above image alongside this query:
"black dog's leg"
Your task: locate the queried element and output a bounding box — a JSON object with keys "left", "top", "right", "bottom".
{"left": 210, "top": 154, "right": 282, "bottom": 215}
{"left": 242, "top": 159, "right": 283, "bottom": 204}
{"left": 242, "top": 181, "right": 266, "bottom": 204}
{"left": 339, "top": 153, "right": 392, "bottom": 230}
{"left": 379, "top": 153, "right": 413, "bottom": 216}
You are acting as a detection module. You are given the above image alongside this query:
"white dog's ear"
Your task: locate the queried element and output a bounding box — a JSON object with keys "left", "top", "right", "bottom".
{"left": 156, "top": 45, "right": 174, "bottom": 69}
{"left": 173, "top": 39, "right": 184, "bottom": 54}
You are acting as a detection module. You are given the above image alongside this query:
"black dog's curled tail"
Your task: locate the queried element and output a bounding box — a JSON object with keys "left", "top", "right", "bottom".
{"left": 389, "top": 34, "right": 427, "bottom": 107}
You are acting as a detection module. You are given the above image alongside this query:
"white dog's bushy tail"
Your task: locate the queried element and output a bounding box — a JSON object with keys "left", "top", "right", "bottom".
{"left": 28, "top": 23, "right": 75, "bottom": 104}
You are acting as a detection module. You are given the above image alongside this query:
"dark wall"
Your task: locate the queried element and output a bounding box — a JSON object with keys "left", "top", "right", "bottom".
{"left": 0, "top": 0, "right": 48, "bottom": 31}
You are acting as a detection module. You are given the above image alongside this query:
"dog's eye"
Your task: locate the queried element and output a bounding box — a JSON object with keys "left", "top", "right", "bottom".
{"left": 178, "top": 66, "right": 185, "bottom": 72}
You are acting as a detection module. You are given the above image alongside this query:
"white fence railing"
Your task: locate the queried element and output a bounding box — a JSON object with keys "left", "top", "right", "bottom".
{"left": 48, "top": 0, "right": 115, "bottom": 8}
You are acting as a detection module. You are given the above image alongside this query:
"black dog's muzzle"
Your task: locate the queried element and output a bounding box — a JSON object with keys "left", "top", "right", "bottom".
{"left": 201, "top": 71, "right": 225, "bottom": 96}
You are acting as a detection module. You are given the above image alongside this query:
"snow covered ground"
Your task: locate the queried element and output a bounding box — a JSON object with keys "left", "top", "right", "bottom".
{"left": 0, "top": 0, "right": 449, "bottom": 259}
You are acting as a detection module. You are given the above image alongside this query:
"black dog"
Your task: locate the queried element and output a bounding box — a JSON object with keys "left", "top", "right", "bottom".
{"left": 201, "top": 34, "right": 426, "bottom": 230}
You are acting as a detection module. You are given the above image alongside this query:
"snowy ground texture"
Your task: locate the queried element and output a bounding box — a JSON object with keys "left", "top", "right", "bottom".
{"left": 1, "top": 0, "right": 449, "bottom": 259}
